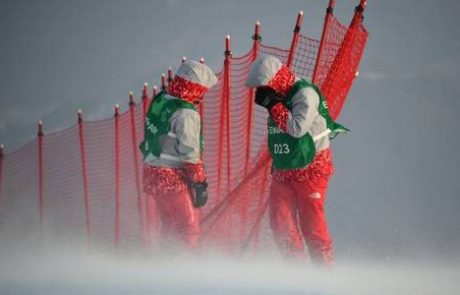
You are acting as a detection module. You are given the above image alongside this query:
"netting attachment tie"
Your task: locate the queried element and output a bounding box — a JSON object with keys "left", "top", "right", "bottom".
{"left": 251, "top": 34, "right": 262, "bottom": 41}
{"left": 355, "top": 4, "right": 364, "bottom": 13}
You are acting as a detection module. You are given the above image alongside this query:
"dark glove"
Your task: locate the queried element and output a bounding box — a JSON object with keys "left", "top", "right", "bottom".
{"left": 189, "top": 181, "right": 208, "bottom": 208}
{"left": 255, "top": 86, "right": 284, "bottom": 111}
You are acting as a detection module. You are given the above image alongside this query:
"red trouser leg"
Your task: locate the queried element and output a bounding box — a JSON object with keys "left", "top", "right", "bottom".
{"left": 155, "top": 189, "right": 201, "bottom": 249}
{"left": 269, "top": 179, "right": 306, "bottom": 259}
{"left": 294, "top": 177, "right": 334, "bottom": 266}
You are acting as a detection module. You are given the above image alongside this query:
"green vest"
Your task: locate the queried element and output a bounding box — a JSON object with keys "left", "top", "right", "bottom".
{"left": 268, "top": 80, "right": 348, "bottom": 169}
{"left": 139, "top": 91, "right": 203, "bottom": 160}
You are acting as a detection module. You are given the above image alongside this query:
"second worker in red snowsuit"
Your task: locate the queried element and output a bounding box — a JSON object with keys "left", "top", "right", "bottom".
{"left": 140, "top": 60, "right": 217, "bottom": 250}
{"left": 246, "top": 55, "right": 348, "bottom": 265}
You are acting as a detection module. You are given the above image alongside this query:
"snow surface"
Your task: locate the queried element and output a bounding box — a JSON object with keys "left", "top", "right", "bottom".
{"left": 0, "top": 238, "right": 459, "bottom": 295}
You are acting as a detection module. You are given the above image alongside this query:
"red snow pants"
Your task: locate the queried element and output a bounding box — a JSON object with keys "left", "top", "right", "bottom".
{"left": 143, "top": 165, "right": 200, "bottom": 249}
{"left": 269, "top": 148, "right": 334, "bottom": 265}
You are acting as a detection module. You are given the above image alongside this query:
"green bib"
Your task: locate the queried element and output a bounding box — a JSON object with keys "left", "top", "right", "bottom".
{"left": 268, "top": 80, "right": 348, "bottom": 169}
{"left": 139, "top": 91, "right": 203, "bottom": 160}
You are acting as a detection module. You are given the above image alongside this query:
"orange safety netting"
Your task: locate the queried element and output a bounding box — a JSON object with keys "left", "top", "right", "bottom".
{"left": 0, "top": 5, "right": 368, "bottom": 255}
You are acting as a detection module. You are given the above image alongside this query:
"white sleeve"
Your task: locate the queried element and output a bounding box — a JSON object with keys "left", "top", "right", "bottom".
{"left": 173, "top": 109, "right": 202, "bottom": 164}
{"left": 286, "top": 87, "right": 319, "bottom": 138}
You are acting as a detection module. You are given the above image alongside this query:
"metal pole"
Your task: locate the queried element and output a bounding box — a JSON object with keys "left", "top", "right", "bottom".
{"left": 286, "top": 11, "right": 304, "bottom": 69}
{"left": 244, "top": 21, "right": 261, "bottom": 175}
{"left": 352, "top": 0, "right": 367, "bottom": 25}
{"left": 240, "top": 21, "right": 262, "bottom": 239}
{"left": 161, "top": 73, "right": 166, "bottom": 91}
{"left": 37, "top": 121, "right": 44, "bottom": 232}
{"left": 167, "top": 67, "right": 173, "bottom": 92}
{"left": 78, "top": 110, "right": 92, "bottom": 242}
{"left": 312, "top": 0, "right": 336, "bottom": 84}
{"left": 224, "top": 35, "right": 232, "bottom": 194}
{"left": 129, "top": 91, "right": 145, "bottom": 246}
{"left": 114, "top": 105, "right": 121, "bottom": 249}
{"left": 142, "top": 83, "right": 149, "bottom": 116}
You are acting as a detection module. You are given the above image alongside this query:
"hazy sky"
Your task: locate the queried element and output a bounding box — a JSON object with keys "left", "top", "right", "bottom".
{"left": 1, "top": 0, "right": 460, "bottom": 261}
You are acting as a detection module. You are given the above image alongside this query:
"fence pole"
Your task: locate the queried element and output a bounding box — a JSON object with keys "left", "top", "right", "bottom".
{"left": 245, "top": 21, "right": 261, "bottom": 175}
{"left": 37, "top": 121, "right": 44, "bottom": 232}
{"left": 216, "top": 36, "right": 231, "bottom": 201}
{"left": 0, "top": 144, "right": 4, "bottom": 221}
{"left": 312, "top": 0, "right": 336, "bottom": 84}
{"left": 286, "top": 10, "right": 304, "bottom": 69}
{"left": 351, "top": 0, "right": 367, "bottom": 25}
{"left": 239, "top": 21, "right": 262, "bottom": 239}
{"left": 129, "top": 91, "right": 145, "bottom": 246}
{"left": 224, "top": 35, "right": 232, "bottom": 194}
{"left": 167, "top": 67, "right": 173, "bottom": 92}
{"left": 149, "top": 85, "right": 157, "bottom": 107}
{"left": 142, "top": 83, "right": 150, "bottom": 116}
{"left": 114, "top": 104, "right": 121, "bottom": 249}
{"left": 161, "top": 73, "right": 166, "bottom": 91}
{"left": 78, "top": 110, "right": 92, "bottom": 243}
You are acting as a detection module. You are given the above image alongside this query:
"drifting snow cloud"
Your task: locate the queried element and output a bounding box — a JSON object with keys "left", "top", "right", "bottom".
{"left": 0, "top": 242, "right": 459, "bottom": 295}
{"left": 360, "top": 70, "right": 387, "bottom": 82}
{"left": 424, "top": 56, "right": 460, "bottom": 85}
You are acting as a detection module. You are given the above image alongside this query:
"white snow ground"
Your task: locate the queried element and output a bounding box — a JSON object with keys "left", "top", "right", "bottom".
{"left": 0, "top": 240, "right": 459, "bottom": 295}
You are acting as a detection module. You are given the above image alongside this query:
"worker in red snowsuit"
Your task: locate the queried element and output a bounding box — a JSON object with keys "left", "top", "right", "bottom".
{"left": 140, "top": 60, "right": 217, "bottom": 249}
{"left": 246, "top": 55, "right": 348, "bottom": 265}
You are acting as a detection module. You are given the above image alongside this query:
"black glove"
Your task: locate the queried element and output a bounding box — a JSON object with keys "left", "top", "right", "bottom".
{"left": 189, "top": 181, "right": 208, "bottom": 208}
{"left": 255, "top": 87, "right": 284, "bottom": 111}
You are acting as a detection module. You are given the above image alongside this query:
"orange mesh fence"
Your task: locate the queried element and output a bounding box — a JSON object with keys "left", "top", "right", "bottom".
{"left": 0, "top": 5, "right": 368, "bottom": 255}
{"left": 319, "top": 15, "right": 368, "bottom": 120}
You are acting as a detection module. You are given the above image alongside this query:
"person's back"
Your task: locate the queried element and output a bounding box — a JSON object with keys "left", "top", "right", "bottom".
{"left": 246, "top": 55, "right": 347, "bottom": 265}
